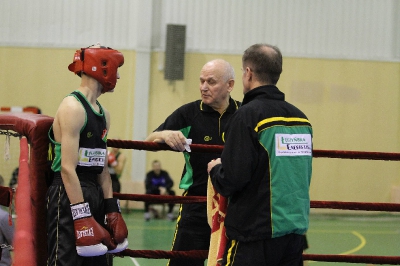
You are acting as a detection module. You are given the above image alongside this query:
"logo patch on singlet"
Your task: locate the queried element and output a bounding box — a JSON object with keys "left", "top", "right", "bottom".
{"left": 101, "top": 129, "right": 108, "bottom": 142}
{"left": 78, "top": 148, "right": 106, "bottom": 166}
{"left": 275, "top": 134, "right": 312, "bottom": 156}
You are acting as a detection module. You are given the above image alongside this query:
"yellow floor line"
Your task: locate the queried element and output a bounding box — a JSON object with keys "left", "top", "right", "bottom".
{"left": 308, "top": 230, "right": 366, "bottom": 264}
{"left": 339, "top": 231, "right": 366, "bottom": 255}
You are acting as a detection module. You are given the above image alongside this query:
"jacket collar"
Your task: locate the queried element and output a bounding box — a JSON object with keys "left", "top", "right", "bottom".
{"left": 242, "top": 85, "right": 285, "bottom": 105}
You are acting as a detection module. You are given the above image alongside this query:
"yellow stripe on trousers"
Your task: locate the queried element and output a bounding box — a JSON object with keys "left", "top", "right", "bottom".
{"left": 225, "top": 240, "right": 238, "bottom": 266}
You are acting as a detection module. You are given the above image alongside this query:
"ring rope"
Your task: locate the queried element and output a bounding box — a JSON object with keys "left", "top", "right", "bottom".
{"left": 114, "top": 193, "right": 400, "bottom": 212}
{"left": 302, "top": 254, "right": 400, "bottom": 265}
{"left": 114, "top": 193, "right": 206, "bottom": 204}
{"left": 108, "top": 139, "right": 400, "bottom": 264}
{"left": 310, "top": 200, "right": 400, "bottom": 212}
{"left": 116, "top": 238, "right": 400, "bottom": 264}
{"left": 107, "top": 139, "right": 400, "bottom": 161}
{"left": 117, "top": 249, "right": 400, "bottom": 264}
{"left": 119, "top": 249, "right": 208, "bottom": 260}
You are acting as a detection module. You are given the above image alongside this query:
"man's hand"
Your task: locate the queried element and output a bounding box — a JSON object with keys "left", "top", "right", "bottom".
{"left": 71, "top": 202, "right": 116, "bottom": 257}
{"left": 159, "top": 187, "right": 167, "bottom": 195}
{"left": 161, "top": 130, "right": 187, "bottom": 152}
{"left": 207, "top": 158, "right": 221, "bottom": 174}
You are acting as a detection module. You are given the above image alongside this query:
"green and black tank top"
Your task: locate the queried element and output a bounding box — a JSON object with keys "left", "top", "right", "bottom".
{"left": 48, "top": 90, "right": 108, "bottom": 175}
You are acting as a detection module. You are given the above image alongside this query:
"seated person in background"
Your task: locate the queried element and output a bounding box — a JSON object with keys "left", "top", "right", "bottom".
{"left": 107, "top": 146, "right": 126, "bottom": 193}
{"left": 144, "top": 160, "right": 176, "bottom": 221}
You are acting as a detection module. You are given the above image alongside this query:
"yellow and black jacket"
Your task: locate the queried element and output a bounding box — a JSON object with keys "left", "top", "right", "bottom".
{"left": 210, "top": 85, "right": 313, "bottom": 242}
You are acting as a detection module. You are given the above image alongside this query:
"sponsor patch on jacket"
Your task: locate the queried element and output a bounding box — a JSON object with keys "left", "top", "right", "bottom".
{"left": 78, "top": 148, "right": 106, "bottom": 166}
{"left": 275, "top": 134, "right": 312, "bottom": 156}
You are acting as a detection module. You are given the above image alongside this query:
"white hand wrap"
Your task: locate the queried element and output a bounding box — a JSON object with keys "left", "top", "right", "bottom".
{"left": 71, "top": 202, "right": 91, "bottom": 220}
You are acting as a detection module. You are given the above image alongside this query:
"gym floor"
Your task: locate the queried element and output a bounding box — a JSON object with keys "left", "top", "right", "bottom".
{"left": 113, "top": 210, "right": 400, "bottom": 266}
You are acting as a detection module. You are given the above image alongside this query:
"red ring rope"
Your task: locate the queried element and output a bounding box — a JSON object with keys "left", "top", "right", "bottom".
{"left": 114, "top": 193, "right": 400, "bottom": 212}
{"left": 120, "top": 249, "right": 208, "bottom": 260}
{"left": 303, "top": 254, "right": 400, "bottom": 264}
{"left": 114, "top": 193, "right": 206, "bottom": 204}
{"left": 107, "top": 139, "right": 400, "bottom": 161}
{"left": 117, "top": 249, "right": 400, "bottom": 264}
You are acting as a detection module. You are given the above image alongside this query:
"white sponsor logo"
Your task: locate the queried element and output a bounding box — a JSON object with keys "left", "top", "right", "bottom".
{"left": 275, "top": 134, "right": 312, "bottom": 156}
{"left": 71, "top": 202, "right": 91, "bottom": 220}
{"left": 76, "top": 226, "right": 94, "bottom": 239}
{"left": 78, "top": 148, "right": 106, "bottom": 167}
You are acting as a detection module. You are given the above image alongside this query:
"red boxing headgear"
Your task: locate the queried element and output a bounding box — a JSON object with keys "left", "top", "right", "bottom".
{"left": 68, "top": 46, "right": 124, "bottom": 93}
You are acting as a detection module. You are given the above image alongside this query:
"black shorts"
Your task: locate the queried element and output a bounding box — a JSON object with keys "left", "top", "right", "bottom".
{"left": 222, "top": 233, "right": 304, "bottom": 266}
{"left": 46, "top": 173, "right": 108, "bottom": 266}
{"left": 168, "top": 201, "right": 211, "bottom": 266}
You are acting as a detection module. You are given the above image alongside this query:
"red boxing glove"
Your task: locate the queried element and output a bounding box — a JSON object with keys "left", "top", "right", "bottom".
{"left": 71, "top": 202, "right": 116, "bottom": 257}
{"left": 108, "top": 151, "right": 117, "bottom": 167}
{"left": 104, "top": 198, "right": 129, "bottom": 253}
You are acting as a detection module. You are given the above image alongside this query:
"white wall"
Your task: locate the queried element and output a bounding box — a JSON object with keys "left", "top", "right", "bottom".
{"left": 0, "top": 0, "right": 398, "bottom": 61}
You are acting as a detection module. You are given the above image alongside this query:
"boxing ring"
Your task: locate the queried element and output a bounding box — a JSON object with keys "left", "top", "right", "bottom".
{"left": 1, "top": 113, "right": 400, "bottom": 265}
